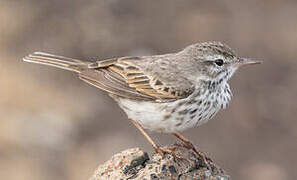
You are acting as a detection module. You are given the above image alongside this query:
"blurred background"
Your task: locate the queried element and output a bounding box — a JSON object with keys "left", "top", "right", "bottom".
{"left": 1, "top": 0, "right": 296, "bottom": 179}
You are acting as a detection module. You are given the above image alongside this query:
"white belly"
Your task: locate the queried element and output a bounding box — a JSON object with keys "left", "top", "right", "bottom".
{"left": 116, "top": 98, "right": 170, "bottom": 132}
{"left": 113, "top": 84, "right": 232, "bottom": 133}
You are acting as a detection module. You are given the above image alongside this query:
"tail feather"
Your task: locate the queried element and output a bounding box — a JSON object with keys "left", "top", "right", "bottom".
{"left": 23, "top": 52, "right": 89, "bottom": 72}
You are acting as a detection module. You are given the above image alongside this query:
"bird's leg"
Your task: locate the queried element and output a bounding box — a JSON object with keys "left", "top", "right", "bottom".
{"left": 130, "top": 119, "right": 159, "bottom": 150}
{"left": 171, "top": 132, "right": 198, "bottom": 153}
{"left": 129, "top": 119, "right": 176, "bottom": 156}
{"left": 171, "top": 132, "right": 211, "bottom": 169}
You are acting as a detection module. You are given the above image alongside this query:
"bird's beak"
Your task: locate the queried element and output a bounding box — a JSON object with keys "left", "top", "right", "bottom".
{"left": 234, "top": 58, "right": 262, "bottom": 67}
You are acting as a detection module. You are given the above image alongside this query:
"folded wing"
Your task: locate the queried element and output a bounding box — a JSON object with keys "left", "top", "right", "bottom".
{"left": 23, "top": 52, "right": 194, "bottom": 102}
{"left": 83, "top": 56, "right": 194, "bottom": 102}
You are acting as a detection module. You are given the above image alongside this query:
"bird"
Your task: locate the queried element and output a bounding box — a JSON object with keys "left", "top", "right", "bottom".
{"left": 23, "top": 41, "right": 261, "bottom": 163}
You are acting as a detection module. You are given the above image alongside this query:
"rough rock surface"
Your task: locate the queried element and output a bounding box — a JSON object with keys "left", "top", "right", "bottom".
{"left": 89, "top": 143, "right": 230, "bottom": 180}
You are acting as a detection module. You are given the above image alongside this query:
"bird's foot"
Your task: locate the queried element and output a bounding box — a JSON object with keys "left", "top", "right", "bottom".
{"left": 179, "top": 141, "right": 211, "bottom": 170}
{"left": 154, "top": 146, "right": 185, "bottom": 161}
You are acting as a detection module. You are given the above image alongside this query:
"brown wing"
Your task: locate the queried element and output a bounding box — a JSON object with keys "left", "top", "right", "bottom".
{"left": 79, "top": 56, "right": 194, "bottom": 102}
{"left": 79, "top": 69, "right": 155, "bottom": 101}
{"left": 23, "top": 52, "right": 194, "bottom": 102}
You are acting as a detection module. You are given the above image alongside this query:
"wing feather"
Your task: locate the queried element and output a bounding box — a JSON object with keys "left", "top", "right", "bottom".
{"left": 23, "top": 52, "right": 194, "bottom": 102}
{"left": 79, "top": 69, "right": 154, "bottom": 101}
{"left": 87, "top": 56, "right": 193, "bottom": 101}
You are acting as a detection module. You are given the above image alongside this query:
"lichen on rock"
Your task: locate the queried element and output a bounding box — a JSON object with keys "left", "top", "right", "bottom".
{"left": 89, "top": 143, "right": 230, "bottom": 180}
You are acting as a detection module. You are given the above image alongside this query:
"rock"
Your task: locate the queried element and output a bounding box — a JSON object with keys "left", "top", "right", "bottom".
{"left": 89, "top": 143, "right": 230, "bottom": 180}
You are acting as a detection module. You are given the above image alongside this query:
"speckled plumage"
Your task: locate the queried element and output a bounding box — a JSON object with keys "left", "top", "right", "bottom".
{"left": 115, "top": 81, "right": 232, "bottom": 133}
{"left": 23, "top": 41, "right": 260, "bottom": 152}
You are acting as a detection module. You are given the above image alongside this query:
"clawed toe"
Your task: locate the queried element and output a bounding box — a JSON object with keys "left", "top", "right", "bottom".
{"left": 154, "top": 146, "right": 175, "bottom": 156}
{"left": 180, "top": 141, "right": 196, "bottom": 152}
{"left": 179, "top": 142, "right": 211, "bottom": 170}
{"left": 154, "top": 146, "right": 184, "bottom": 160}
{"left": 171, "top": 132, "right": 212, "bottom": 170}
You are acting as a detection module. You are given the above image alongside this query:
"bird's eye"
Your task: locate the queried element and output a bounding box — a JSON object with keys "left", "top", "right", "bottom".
{"left": 214, "top": 59, "right": 224, "bottom": 66}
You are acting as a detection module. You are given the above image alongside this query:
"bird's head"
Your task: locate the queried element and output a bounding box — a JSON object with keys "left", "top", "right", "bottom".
{"left": 183, "top": 41, "right": 261, "bottom": 84}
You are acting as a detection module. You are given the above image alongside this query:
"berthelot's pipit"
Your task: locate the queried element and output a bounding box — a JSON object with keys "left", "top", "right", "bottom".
{"left": 23, "top": 41, "right": 260, "bottom": 164}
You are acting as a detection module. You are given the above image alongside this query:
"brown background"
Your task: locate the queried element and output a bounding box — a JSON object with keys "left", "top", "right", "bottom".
{"left": 1, "top": 0, "right": 296, "bottom": 179}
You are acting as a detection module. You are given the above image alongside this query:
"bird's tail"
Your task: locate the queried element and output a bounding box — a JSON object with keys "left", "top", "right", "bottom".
{"left": 23, "top": 52, "right": 89, "bottom": 72}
